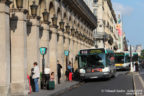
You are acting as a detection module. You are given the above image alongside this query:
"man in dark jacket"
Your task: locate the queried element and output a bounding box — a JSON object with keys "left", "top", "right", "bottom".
{"left": 135, "top": 62, "right": 139, "bottom": 72}
{"left": 57, "top": 60, "right": 62, "bottom": 84}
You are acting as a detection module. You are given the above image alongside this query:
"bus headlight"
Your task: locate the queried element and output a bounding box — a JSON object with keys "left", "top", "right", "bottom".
{"left": 79, "top": 69, "right": 86, "bottom": 73}
{"left": 102, "top": 67, "right": 110, "bottom": 72}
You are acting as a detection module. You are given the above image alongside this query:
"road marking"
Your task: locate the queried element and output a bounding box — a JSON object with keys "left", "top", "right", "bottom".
{"left": 133, "top": 72, "right": 144, "bottom": 96}
{"left": 140, "top": 72, "right": 144, "bottom": 75}
{"left": 133, "top": 74, "right": 137, "bottom": 96}
{"left": 138, "top": 73, "right": 144, "bottom": 88}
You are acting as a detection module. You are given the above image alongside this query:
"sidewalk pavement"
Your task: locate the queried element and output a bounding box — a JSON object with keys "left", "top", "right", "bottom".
{"left": 133, "top": 67, "right": 144, "bottom": 96}
{"left": 29, "top": 81, "right": 79, "bottom": 96}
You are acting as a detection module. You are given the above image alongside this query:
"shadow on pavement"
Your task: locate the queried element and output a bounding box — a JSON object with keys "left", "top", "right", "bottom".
{"left": 84, "top": 78, "right": 111, "bottom": 83}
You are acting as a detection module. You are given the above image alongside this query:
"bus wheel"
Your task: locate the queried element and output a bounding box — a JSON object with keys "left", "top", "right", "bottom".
{"left": 111, "top": 71, "right": 116, "bottom": 78}
{"left": 111, "top": 74, "right": 115, "bottom": 78}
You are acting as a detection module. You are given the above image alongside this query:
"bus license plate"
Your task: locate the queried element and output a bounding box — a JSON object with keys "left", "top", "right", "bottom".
{"left": 90, "top": 76, "right": 98, "bottom": 79}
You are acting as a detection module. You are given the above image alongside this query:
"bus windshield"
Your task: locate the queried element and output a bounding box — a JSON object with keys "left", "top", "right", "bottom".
{"left": 115, "top": 55, "right": 124, "bottom": 63}
{"left": 125, "top": 55, "right": 130, "bottom": 63}
{"left": 78, "top": 53, "right": 105, "bottom": 69}
{"left": 132, "top": 54, "right": 138, "bottom": 62}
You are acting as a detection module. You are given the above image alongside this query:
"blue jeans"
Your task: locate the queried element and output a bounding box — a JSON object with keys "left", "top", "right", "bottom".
{"left": 34, "top": 78, "right": 39, "bottom": 92}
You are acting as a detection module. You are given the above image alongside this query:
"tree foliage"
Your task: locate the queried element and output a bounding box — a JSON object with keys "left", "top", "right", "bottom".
{"left": 140, "top": 49, "right": 144, "bottom": 59}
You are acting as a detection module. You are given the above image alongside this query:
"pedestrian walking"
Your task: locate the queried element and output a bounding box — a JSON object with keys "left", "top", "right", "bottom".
{"left": 65, "top": 68, "right": 69, "bottom": 81}
{"left": 57, "top": 60, "right": 62, "bottom": 84}
{"left": 44, "top": 67, "right": 50, "bottom": 89}
{"left": 135, "top": 62, "right": 139, "bottom": 72}
{"left": 27, "top": 74, "right": 31, "bottom": 94}
{"left": 30, "top": 68, "right": 35, "bottom": 92}
{"left": 67, "top": 62, "right": 73, "bottom": 82}
{"left": 32, "top": 62, "right": 40, "bottom": 92}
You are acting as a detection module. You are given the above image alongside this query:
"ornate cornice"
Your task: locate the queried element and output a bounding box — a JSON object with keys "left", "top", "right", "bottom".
{"left": 106, "top": 0, "right": 117, "bottom": 23}
{"left": 63, "top": 0, "right": 97, "bottom": 30}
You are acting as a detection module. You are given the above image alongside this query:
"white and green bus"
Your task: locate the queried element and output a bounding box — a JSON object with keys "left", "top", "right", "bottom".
{"left": 115, "top": 52, "right": 130, "bottom": 70}
{"left": 132, "top": 52, "right": 139, "bottom": 64}
{"left": 78, "top": 48, "right": 116, "bottom": 80}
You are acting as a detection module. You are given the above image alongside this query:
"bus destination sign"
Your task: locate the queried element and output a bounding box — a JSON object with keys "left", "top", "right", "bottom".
{"left": 80, "top": 49, "right": 105, "bottom": 54}
{"left": 115, "top": 53, "right": 124, "bottom": 56}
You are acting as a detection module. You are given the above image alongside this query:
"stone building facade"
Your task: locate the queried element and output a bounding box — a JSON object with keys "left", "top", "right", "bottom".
{"left": 0, "top": 0, "right": 97, "bottom": 95}
{"left": 84, "top": 0, "right": 119, "bottom": 51}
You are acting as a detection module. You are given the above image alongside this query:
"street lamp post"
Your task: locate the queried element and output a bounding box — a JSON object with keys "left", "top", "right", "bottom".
{"left": 16, "top": 0, "right": 23, "bottom": 9}
{"left": 40, "top": 47, "right": 47, "bottom": 89}
{"left": 65, "top": 23, "right": 70, "bottom": 34}
{"left": 59, "top": 19, "right": 65, "bottom": 32}
{"left": 30, "top": 1, "right": 38, "bottom": 18}
{"left": 52, "top": 14, "right": 57, "bottom": 27}
{"left": 103, "top": 34, "right": 107, "bottom": 48}
{"left": 42, "top": 9, "right": 49, "bottom": 24}
{"left": 130, "top": 45, "right": 134, "bottom": 72}
{"left": 64, "top": 50, "right": 69, "bottom": 74}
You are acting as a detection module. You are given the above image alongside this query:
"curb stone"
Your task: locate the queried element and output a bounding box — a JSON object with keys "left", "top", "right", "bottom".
{"left": 50, "top": 82, "right": 80, "bottom": 96}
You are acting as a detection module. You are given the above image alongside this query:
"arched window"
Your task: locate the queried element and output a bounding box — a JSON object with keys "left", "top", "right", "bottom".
{"left": 57, "top": 0, "right": 61, "bottom": 2}
{"left": 93, "top": 0, "right": 98, "bottom": 4}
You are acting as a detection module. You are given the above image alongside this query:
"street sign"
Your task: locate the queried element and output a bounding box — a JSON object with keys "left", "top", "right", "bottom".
{"left": 40, "top": 47, "right": 47, "bottom": 55}
{"left": 64, "top": 50, "right": 69, "bottom": 56}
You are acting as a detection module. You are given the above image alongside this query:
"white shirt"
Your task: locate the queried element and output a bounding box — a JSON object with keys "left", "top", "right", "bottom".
{"left": 44, "top": 68, "right": 50, "bottom": 74}
{"left": 32, "top": 66, "right": 40, "bottom": 79}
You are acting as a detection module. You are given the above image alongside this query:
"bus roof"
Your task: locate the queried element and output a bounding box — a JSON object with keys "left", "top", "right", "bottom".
{"left": 79, "top": 48, "right": 114, "bottom": 55}
{"left": 132, "top": 52, "right": 138, "bottom": 55}
{"left": 115, "top": 52, "right": 130, "bottom": 56}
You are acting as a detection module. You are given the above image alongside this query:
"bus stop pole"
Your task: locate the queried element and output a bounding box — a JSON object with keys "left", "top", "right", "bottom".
{"left": 130, "top": 45, "right": 134, "bottom": 72}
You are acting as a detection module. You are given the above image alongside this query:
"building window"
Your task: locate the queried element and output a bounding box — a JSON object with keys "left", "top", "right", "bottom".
{"left": 93, "top": 0, "right": 98, "bottom": 4}
{"left": 99, "top": 25, "right": 102, "bottom": 27}
{"left": 93, "top": 8, "right": 97, "bottom": 16}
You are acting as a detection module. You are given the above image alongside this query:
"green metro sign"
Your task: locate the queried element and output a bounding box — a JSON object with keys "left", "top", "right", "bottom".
{"left": 64, "top": 50, "right": 69, "bottom": 56}
{"left": 40, "top": 47, "right": 47, "bottom": 55}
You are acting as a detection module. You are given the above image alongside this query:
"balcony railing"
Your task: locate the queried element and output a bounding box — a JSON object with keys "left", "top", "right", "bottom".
{"left": 108, "top": 35, "right": 113, "bottom": 45}
{"left": 94, "top": 32, "right": 109, "bottom": 41}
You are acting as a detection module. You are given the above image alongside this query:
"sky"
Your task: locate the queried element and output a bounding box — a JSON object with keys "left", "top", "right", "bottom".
{"left": 112, "top": 0, "right": 144, "bottom": 48}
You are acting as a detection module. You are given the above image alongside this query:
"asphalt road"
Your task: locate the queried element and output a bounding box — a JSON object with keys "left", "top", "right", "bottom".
{"left": 59, "top": 71, "right": 134, "bottom": 96}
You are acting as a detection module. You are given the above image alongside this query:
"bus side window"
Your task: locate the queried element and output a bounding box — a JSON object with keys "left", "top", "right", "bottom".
{"left": 110, "top": 54, "right": 115, "bottom": 65}
{"left": 106, "top": 54, "right": 111, "bottom": 66}
{"left": 106, "top": 53, "right": 115, "bottom": 66}
{"left": 81, "top": 56, "right": 87, "bottom": 68}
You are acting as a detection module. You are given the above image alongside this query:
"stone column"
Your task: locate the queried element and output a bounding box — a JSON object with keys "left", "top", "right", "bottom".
{"left": 84, "top": 42, "right": 87, "bottom": 49}
{"left": 49, "top": 27, "right": 58, "bottom": 84}
{"left": 27, "top": 17, "right": 40, "bottom": 75}
{"left": 73, "top": 38, "right": 77, "bottom": 58}
{"left": 75, "top": 39, "right": 79, "bottom": 55}
{"left": 40, "top": 24, "right": 49, "bottom": 71}
{"left": 85, "top": 43, "right": 87, "bottom": 49}
{"left": 57, "top": 31, "right": 65, "bottom": 81}
{"left": 82, "top": 41, "right": 84, "bottom": 49}
{"left": 10, "top": 9, "right": 28, "bottom": 95}
{"left": 86, "top": 43, "right": 89, "bottom": 49}
{"left": 0, "top": 3, "right": 10, "bottom": 96}
{"left": 57, "top": 31, "right": 64, "bottom": 65}
{"left": 73, "top": 38, "right": 78, "bottom": 71}
{"left": 83, "top": 42, "right": 85, "bottom": 49}
{"left": 77, "top": 40, "right": 80, "bottom": 52}
{"left": 69, "top": 36, "right": 74, "bottom": 65}
{"left": 80, "top": 40, "right": 82, "bottom": 50}
{"left": 63, "top": 33, "right": 69, "bottom": 76}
